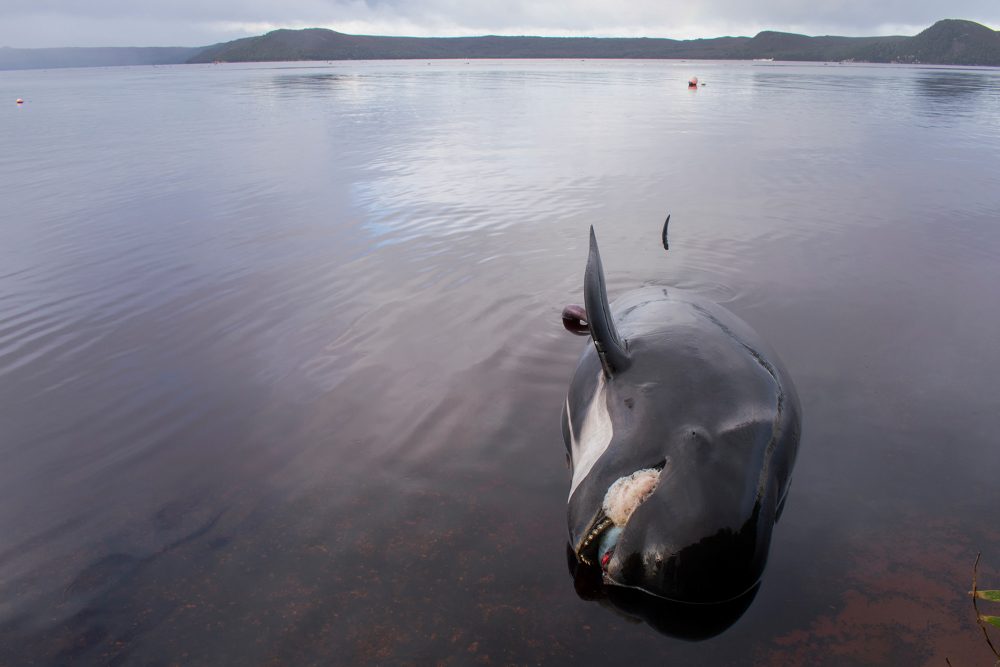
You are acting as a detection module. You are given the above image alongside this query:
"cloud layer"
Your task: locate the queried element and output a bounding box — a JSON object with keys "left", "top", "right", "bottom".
{"left": 2, "top": 0, "right": 998, "bottom": 48}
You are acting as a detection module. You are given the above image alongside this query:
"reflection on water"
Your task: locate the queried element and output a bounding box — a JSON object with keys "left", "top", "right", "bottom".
{"left": 567, "top": 545, "right": 761, "bottom": 640}
{"left": 913, "top": 70, "right": 998, "bottom": 121}
{"left": 1, "top": 60, "right": 1000, "bottom": 665}
{"left": 262, "top": 71, "right": 353, "bottom": 95}
{"left": 915, "top": 70, "right": 994, "bottom": 98}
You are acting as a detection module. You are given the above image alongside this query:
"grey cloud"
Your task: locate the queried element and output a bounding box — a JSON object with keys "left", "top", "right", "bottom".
{"left": 700, "top": 0, "right": 997, "bottom": 31}
{"left": 1, "top": 0, "right": 997, "bottom": 48}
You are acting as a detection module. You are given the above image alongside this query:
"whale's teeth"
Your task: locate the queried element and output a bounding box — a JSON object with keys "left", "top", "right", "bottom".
{"left": 578, "top": 517, "right": 613, "bottom": 565}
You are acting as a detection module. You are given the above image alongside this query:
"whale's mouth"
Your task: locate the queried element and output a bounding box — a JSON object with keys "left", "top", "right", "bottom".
{"left": 576, "top": 464, "right": 664, "bottom": 568}
{"left": 577, "top": 511, "right": 613, "bottom": 566}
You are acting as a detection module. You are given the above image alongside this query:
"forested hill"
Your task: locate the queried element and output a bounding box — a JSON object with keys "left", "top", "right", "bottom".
{"left": 189, "top": 30, "right": 749, "bottom": 62}
{"left": 187, "top": 19, "right": 1000, "bottom": 66}
{"left": 2, "top": 20, "right": 998, "bottom": 71}
{"left": 854, "top": 19, "right": 1000, "bottom": 65}
{"left": 0, "top": 46, "right": 200, "bottom": 70}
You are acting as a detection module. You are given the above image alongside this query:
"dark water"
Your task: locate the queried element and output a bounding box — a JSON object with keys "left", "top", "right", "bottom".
{"left": 1, "top": 60, "right": 1000, "bottom": 665}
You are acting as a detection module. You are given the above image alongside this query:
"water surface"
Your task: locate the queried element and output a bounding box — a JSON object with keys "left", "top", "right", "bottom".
{"left": 2, "top": 60, "right": 1000, "bottom": 665}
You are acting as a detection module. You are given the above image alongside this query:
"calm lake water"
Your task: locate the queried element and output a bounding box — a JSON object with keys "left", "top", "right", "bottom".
{"left": 2, "top": 59, "right": 1000, "bottom": 665}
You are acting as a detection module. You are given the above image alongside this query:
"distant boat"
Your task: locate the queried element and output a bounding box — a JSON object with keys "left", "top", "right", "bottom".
{"left": 753, "top": 58, "right": 775, "bottom": 62}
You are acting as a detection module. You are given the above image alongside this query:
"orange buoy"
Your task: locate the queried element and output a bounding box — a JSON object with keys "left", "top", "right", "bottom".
{"left": 16, "top": 98, "right": 24, "bottom": 104}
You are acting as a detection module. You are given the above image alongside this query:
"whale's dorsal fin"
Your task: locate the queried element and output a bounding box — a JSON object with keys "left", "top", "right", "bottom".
{"left": 585, "top": 227, "right": 630, "bottom": 377}
{"left": 662, "top": 214, "right": 670, "bottom": 251}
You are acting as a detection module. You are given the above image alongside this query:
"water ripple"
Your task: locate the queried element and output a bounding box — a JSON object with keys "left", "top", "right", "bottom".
{"left": 2, "top": 59, "right": 1000, "bottom": 665}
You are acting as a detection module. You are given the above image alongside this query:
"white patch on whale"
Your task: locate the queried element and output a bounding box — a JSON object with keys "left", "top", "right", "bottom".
{"left": 568, "top": 369, "right": 613, "bottom": 499}
{"left": 603, "top": 467, "right": 662, "bottom": 527}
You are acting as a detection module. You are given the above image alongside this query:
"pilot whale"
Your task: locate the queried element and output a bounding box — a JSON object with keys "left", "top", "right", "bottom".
{"left": 561, "top": 221, "right": 801, "bottom": 604}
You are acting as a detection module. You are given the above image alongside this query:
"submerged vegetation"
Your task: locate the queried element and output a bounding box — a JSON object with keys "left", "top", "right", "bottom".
{"left": 971, "top": 554, "right": 1000, "bottom": 662}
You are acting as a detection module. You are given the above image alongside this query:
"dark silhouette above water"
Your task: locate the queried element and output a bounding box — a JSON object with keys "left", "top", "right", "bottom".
{"left": 2, "top": 19, "right": 998, "bottom": 70}
{"left": 559, "top": 222, "right": 801, "bottom": 611}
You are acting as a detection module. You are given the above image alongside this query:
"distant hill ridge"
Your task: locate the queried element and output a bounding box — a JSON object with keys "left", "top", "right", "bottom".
{"left": 0, "top": 46, "right": 201, "bottom": 70}
{"left": 2, "top": 19, "right": 998, "bottom": 70}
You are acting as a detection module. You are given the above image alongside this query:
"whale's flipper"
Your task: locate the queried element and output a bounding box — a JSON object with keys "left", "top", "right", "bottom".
{"left": 584, "top": 227, "right": 630, "bottom": 377}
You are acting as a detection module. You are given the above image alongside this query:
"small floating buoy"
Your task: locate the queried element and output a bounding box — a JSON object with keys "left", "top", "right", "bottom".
{"left": 16, "top": 98, "right": 24, "bottom": 104}
{"left": 688, "top": 76, "right": 698, "bottom": 88}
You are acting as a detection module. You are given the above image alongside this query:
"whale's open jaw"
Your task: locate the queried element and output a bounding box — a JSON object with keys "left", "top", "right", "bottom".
{"left": 575, "top": 465, "right": 665, "bottom": 568}
{"left": 577, "top": 512, "right": 614, "bottom": 566}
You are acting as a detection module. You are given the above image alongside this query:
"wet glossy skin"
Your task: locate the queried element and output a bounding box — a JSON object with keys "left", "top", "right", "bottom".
{"left": 564, "top": 235, "right": 801, "bottom": 604}
{"left": 566, "top": 543, "right": 762, "bottom": 640}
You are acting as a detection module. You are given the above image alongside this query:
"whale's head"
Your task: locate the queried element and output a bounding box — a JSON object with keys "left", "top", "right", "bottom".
{"left": 562, "top": 227, "right": 799, "bottom": 604}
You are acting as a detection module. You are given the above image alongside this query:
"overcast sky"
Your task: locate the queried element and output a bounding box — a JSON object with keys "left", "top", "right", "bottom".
{"left": 1, "top": 1, "right": 998, "bottom": 49}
